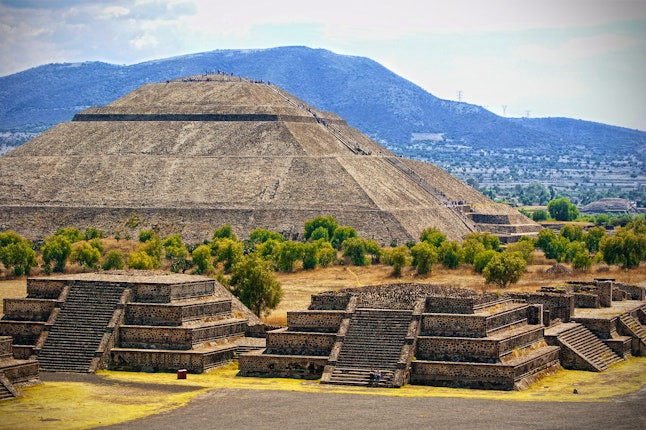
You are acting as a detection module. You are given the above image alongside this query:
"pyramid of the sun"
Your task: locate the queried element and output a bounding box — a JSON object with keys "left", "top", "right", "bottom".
{"left": 0, "top": 75, "right": 537, "bottom": 243}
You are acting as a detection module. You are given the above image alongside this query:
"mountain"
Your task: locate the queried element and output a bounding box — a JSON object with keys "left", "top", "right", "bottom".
{"left": 1, "top": 46, "right": 644, "bottom": 202}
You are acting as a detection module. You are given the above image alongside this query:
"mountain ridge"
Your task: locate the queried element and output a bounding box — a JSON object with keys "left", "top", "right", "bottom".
{"left": 1, "top": 46, "right": 643, "bottom": 203}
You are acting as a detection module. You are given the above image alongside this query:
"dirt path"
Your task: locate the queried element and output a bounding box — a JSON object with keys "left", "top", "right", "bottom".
{"left": 99, "top": 386, "right": 646, "bottom": 430}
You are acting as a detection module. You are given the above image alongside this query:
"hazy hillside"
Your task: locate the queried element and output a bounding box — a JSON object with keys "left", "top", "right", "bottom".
{"left": 1, "top": 46, "right": 644, "bottom": 203}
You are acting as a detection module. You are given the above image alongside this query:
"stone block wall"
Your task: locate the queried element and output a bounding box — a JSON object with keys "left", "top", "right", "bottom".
{"left": 0, "top": 336, "right": 12, "bottom": 357}
{"left": 485, "top": 305, "right": 529, "bottom": 333}
{"left": 266, "top": 329, "right": 336, "bottom": 356}
{"left": 3, "top": 298, "right": 57, "bottom": 321}
{"left": 425, "top": 297, "right": 474, "bottom": 314}
{"left": 124, "top": 300, "right": 231, "bottom": 326}
{"left": 421, "top": 314, "right": 487, "bottom": 338}
{"left": 308, "top": 293, "right": 351, "bottom": 310}
{"left": 598, "top": 281, "right": 613, "bottom": 307}
{"left": 133, "top": 281, "right": 215, "bottom": 303}
{"left": 615, "top": 283, "right": 646, "bottom": 300}
{"left": 507, "top": 292, "right": 574, "bottom": 322}
{"left": 26, "top": 279, "right": 65, "bottom": 299}
{"left": 118, "top": 320, "right": 246, "bottom": 350}
{"left": 573, "top": 317, "right": 616, "bottom": 339}
{"left": 110, "top": 347, "right": 235, "bottom": 373}
{"left": 573, "top": 293, "right": 599, "bottom": 308}
{"left": 237, "top": 351, "right": 328, "bottom": 379}
{"left": 0, "top": 321, "right": 45, "bottom": 345}
{"left": 416, "top": 336, "right": 500, "bottom": 362}
{"left": 286, "top": 310, "right": 345, "bottom": 333}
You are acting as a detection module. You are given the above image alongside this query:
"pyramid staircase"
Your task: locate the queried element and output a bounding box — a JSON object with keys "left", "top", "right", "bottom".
{"left": 548, "top": 322, "right": 623, "bottom": 372}
{"left": 36, "top": 282, "right": 127, "bottom": 372}
{"left": 617, "top": 314, "right": 646, "bottom": 356}
{"left": 325, "top": 309, "right": 414, "bottom": 387}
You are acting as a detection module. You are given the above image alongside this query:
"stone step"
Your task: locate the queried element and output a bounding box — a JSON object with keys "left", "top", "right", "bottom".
{"left": 0, "top": 382, "right": 14, "bottom": 401}
{"left": 558, "top": 324, "right": 622, "bottom": 371}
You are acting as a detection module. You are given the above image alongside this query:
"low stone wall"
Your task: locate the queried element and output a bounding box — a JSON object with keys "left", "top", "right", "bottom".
{"left": 605, "top": 337, "right": 632, "bottom": 358}
{"left": 308, "top": 293, "right": 351, "bottom": 310}
{"left": 573, "top": 317, "right": 616, "bottom": 339}
{"left": 573, "top": 293, "right": 599, "bottom": 308}
{"left": 0, "top": 321, "right": 45, "bottom": 345}
{"left": 3, "top": 298, "right": 57, "bottom": 321}
{"left": 133, "top": 281, "right": 215, "bottom": 303}
{"left": 416, "top": 336, "right": 500, "bottom": 362}
{"left": 125, "top": 300, "right": 231, "bottom": 326}
{"left": 118, "top": 320, "right": 246, "bottom": 350}
{"left": 485, "top": 305, "right": 529, "bottom": 334}
{"left": 0, "top": 360, "right": 40, "bottom": 385}
{"left": 425, "top": 297, "right": 474, "bottom": 314}
{"left": 266, "top": 329, "right": 336, "bottom": 356}
{"left": 0, "top": 336, "right": 12, "bottom": 357}
{"left": 110, "top": 347, "right": 236, "bottom": 373}
{"left": 26, "top": 279, "right": 65, "bottom": 299}
{"left": 237, "top": 350, "right": 328, "bottom": 379}
{"left": 421, "top": 314, "right": 487, "bottom": 338}
{"left": 506, "top": 292, "right": 574, "bottom": 322}
{"left": 615, "top": 283, "right": 646, "bottom": 300}
{"left": 286, "top": 310, "right": 345, "bottom": 333}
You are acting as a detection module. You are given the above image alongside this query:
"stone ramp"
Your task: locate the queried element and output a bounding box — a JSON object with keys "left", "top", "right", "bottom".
{"left": 326, "top": 308, "right": 413, "bottom": 387}
{"left": 0, "top": 375, "right": 16, "bottom": 401}
{"left": 37, "top": 282, "right": 127, "bottom": 372}
{"left": 547, "top": 323, "right": 622, "bottom": 371}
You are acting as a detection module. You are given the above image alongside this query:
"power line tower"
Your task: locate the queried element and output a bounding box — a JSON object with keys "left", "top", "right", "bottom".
{"left": 502, "top": 105, "right": 507, "bottom": 116}
{"left": 457, "top": 90, "right": 463, "bottom": 102}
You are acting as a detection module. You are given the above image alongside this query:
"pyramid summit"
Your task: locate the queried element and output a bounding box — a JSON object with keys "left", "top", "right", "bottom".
{"left": 0, "top": 74, "right": 538, "bottom": 243}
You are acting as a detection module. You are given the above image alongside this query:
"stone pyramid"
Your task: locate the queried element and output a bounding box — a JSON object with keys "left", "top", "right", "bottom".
{"left": 0, "top": 75, "right": 535, "bottom": 244}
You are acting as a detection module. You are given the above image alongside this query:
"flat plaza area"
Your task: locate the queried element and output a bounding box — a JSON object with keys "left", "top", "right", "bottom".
{"left": 1, "top": 358, "right": 643, "bottom": 430}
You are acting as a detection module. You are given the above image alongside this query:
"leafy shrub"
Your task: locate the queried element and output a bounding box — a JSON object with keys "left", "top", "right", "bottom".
{"left": 102, "top": 250, "right": 124, "bottom": 270}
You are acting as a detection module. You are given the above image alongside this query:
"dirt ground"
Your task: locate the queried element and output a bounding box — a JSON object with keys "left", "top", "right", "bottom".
{"left": 99, "top": 385, "right": 646, "bottom": 430}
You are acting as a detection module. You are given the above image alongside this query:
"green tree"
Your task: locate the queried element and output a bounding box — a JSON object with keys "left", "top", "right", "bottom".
{"left": 572, "top": 252, "right": 592, "bottom": 271}
{"left": 249, "top": 228, "right": 284, "bottom": 244}
{"left": 505, "top": 240, "right": 535, "bottom": 264}
{"left": 71, "top": 242, "right": 101, "bottom": 268}
{"left": 42, "top": 235, "right": 72, "bottom": 273}
{"left": 464, "top": 232, "right": 501, "bottom": 251}
{"left": 274, "top": 241, "right": 304, "bottom": 272}
{"left": 302, "top": 242, "right": 319, "bottom": 270}
{"left": 438, "top": 240, "right": 462, "bottom": 269}
{"left": 229, "top": 254, "right": 283, "bottom": 317}
{"left": 163, "top": 234, "right": 188, "bottom": 260}
{"left": 383, "top": 245, "right": 409, "bottom": 277}
{"left": 138, "top": 229, "right": 157, "bottom": 243}
{"left": 584, "top": 226, "right": 606, "bottom": 254}
{"left": 212, "top": 238, "right": 243, "bottom": 273}
{"left": 212, "top": 224, "right": 238, "bottom": 241}
{"left": 191, "top": 244, "right": 213, "bottom": 274}
{"left": 535, "top": 228, "right": 556, "bottom": 252}
{"left": 0, "top": 231, "right": 37, "bottom": 276}
{"left": 309, "top": 226, "right": 330, "bottom": 242}
{"left": 316, "top": 241, "right": 337, "bottom": 267}
{"left": 342, "top": 237, "right": 371, "bottom": 266}
{"left": 461, "top": 238, "right": 486, "bottom": 265}
{"left": 482, "top": 252, "right": 527, "bottom": 288}
{"left": 560, "top": 224, "right": 584, "bottom": 242}
{"left": 102, "top": 250, "right": 124, "bottom": 270}
{"left": 127, "top": 251, "right": 154, "bottom": 270}
{"left": 547, "top": 198, "right": 579, "bottom": 221}
{"left": 410, "top": 241, "right": 438, "bottom": 275}
{"left": 141, "top": 236, "right": 162, "bottom": 268}
{"left": 420, "top": 227, "right": 446, "bottom": 247}
{"left": 83, "top": 227, "right": 104, "bottom": 241}
{"left": 303, "top": 215, "right": 338, "bottom": 241}
{"left": 473, "top": 249, "right": 497, "bottom": 273}
{"left": 531, "top": 210, "right": 549, "bottom": 222}
{"left": 55, "top": 227, "right": 83, "bottom": 243}
{"left": 330, "top": 226, "right": 357, "bottom": 250}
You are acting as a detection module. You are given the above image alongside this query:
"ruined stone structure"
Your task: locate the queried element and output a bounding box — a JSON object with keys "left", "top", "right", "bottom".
{"left": 0, "top": 272, "right": 263, "bottom": 374}
{"left": 239, "top": 281, "right": 646, "bottom": 390}
{"left": 0, "top": 76, "right": 538, "bottom": 244}
{"left": 0, "top": 336, "right": 39, "bottom": 400}
{"left": 508, "top": 279, "right": 646, "bottom": 371}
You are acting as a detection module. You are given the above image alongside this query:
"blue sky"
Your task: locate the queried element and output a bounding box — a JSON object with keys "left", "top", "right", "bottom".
{"left": 1, "top": 0, "right": 644, "bottom": 130}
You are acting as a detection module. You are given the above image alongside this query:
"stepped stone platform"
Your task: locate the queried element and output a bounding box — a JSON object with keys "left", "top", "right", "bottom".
{"left": 239, "top": 284, "right": 560, "bottom": 390}
{"left": 0, "top": 76, "right": 538, "bottom": 246}
{"left": 0, "top": 336, "right": 39, "bottom": 400}
{"left": 509, "top": 279, "right": 646, "bottom": 371}
{"left": 0, "top": 272, "right": 264, "bottom": 374}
